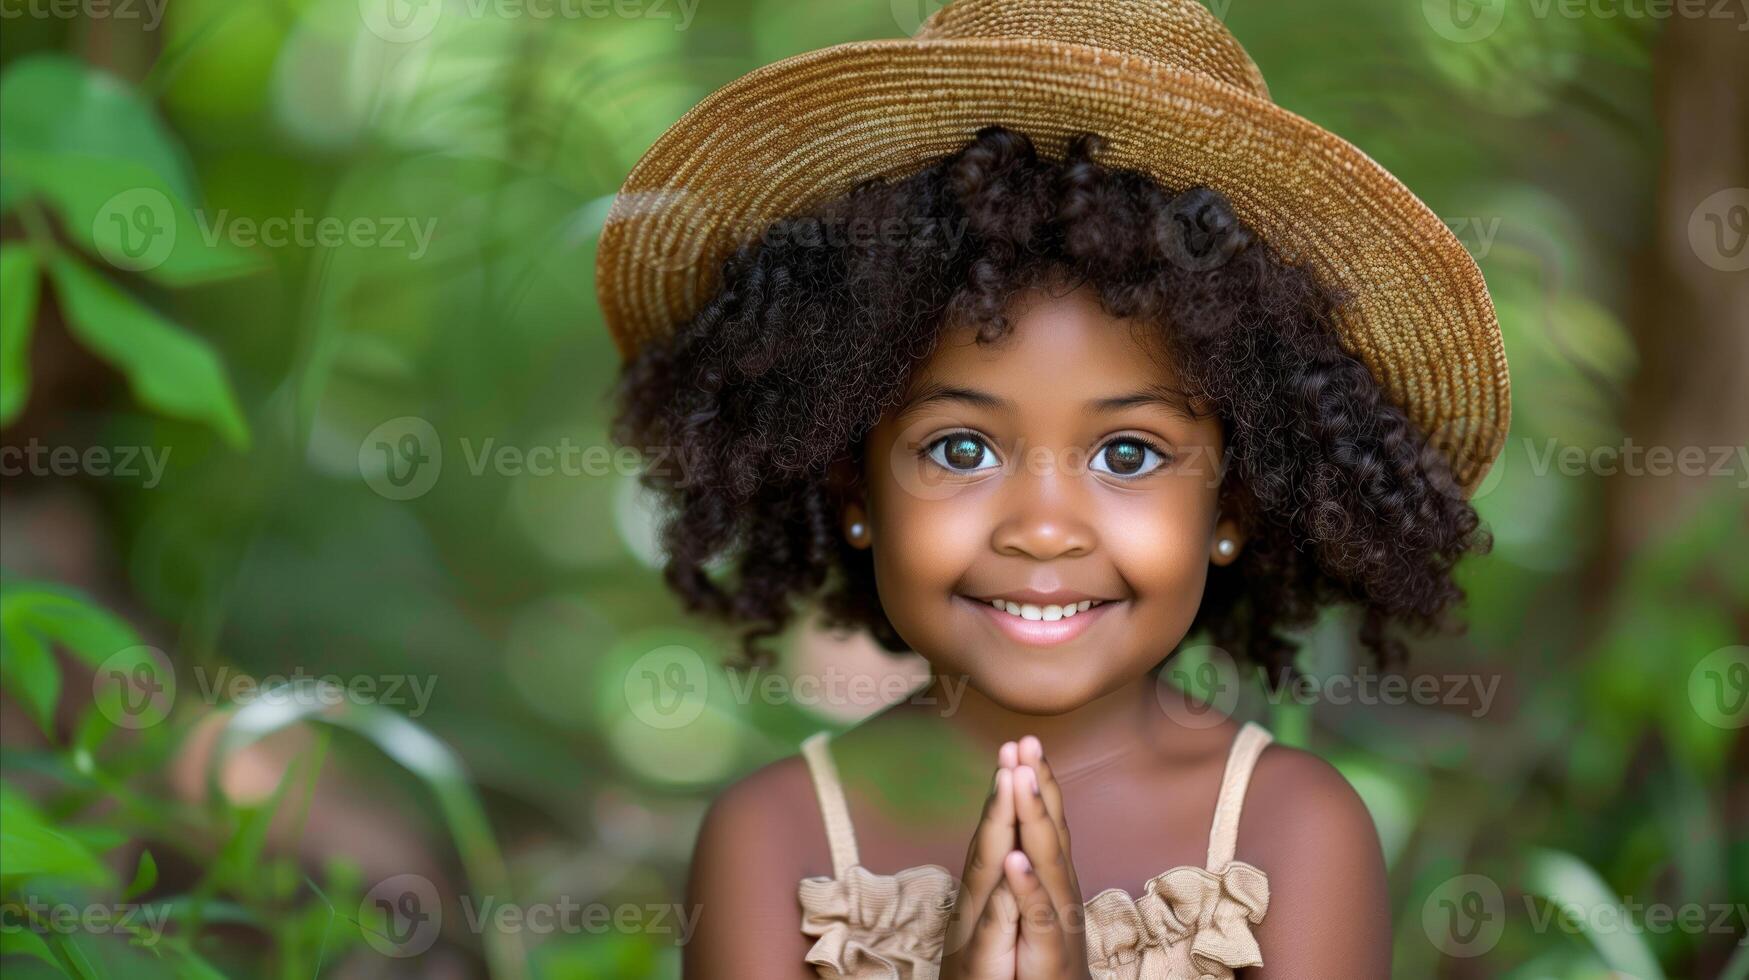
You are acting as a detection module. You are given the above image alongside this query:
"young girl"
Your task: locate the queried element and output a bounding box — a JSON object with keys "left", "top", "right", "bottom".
{"left": 598, "top": 2, "right": 1508, "bottom": 977}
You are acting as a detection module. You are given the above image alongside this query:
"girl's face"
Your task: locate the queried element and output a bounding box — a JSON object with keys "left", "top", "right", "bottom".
{"left": 847, "top": 281, "right": 1243, "bottom": 715}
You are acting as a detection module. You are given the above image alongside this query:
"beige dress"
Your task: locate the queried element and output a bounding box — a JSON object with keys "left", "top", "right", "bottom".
{"left": 796, "top": 721, "right": 1275, "bottom": 980}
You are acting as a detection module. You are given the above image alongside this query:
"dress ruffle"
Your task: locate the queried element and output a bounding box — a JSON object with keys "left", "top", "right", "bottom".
{"left": 1083, "top": 861, "right": 1269, "bottom": 979}
{"left": 798, "top": 864, "right": 958, "bottom": 980}
{"left": 797, "top": 861, "right": 1268, "bottom": 980}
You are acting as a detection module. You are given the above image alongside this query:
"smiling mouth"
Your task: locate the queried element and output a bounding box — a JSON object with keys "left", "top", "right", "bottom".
{"left": 982, "top": 598, "right": 1110, "bottom": 621}
{"left": 955, "top": 594, "right": 1121, "bottom": 646}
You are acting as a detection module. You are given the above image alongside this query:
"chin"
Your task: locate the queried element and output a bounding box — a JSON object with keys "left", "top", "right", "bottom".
{"left": 960, "top": 659, "right": 1116, "bottom": 715}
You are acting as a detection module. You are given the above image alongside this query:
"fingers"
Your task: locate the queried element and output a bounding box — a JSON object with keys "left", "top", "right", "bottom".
{"left": 1004, "top": 848, "right": 1073, "bottom": 965}
{"left": 1013, "top": 764, "right": 1080, "bottom": 916}
{"left": 942, "top": 763, "right": 1017, "bottom": 962}
{"left": 961, "top": 876, "right": 1021, "bottom": 978}
{"left": 1018, "top": 735, "right": 1071, "bottom": 858}
{"left": 1016, "top": 735, "right": 1086, "bottom": 929}
{"left": 968, "top": 765, "right": 1017, "bottom": 899}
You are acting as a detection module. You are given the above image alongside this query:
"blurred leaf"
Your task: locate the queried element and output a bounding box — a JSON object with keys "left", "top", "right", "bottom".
{"left": 50, "top": 935, "right": 99, "bottom": 980}
{"left": 155, "top": 0, "right": 284, "bottom": 123}
{"left": 44, "top": 255, "right": 250, "bottom": 449}
{"left": 57, "top": 826, "right": 127, "bottom": 855}
{"left": 48, "top": 930, "right": 187, "bottom": 980}
{"left": 70, "top": 708, "right": 114, "bottom": 762}
{"left": 531, "top": 931, "right": 668, "bottom": 979}
{"left": 0, "top": 54, "right": 194, "bottom": 204}
{"left": 0, "top": 577, "right": 159, "bottom": 738}
{"left": 149, "top": 895, "right": 264, "bottom": 929}
{"left": 0, "top": 582, "right": 141, "bottom": 668}
{"left": 202, "top": 747, "right": 300, "bottom": 903}
{"left": 7, "top": 152, "right": 265, "bottom": 286}
{"left": 212, "top": 688, "right": 528, "bottom": 980}
{"left": 0, "top": 626, "right": 57, "bottom": 736}
{"left": 1523, "top": 848, "right": 1665, "bottom": 980}
{"left": 122, "top": 850, "right": 157, "bottom": 902}
{"left": 0, "top": 55, "right": 261, "bottom": 284}
{"left": 0, "top": 929, "right": 66, "bottom": 974}
{"left": 0, "top": 781, "right": 113, "bottom": 887}
{"left": 160, "top": 951, "right": 227, "bottom": 980}
{"left": 0, "top": 243, "right": 38, "bottom": 423}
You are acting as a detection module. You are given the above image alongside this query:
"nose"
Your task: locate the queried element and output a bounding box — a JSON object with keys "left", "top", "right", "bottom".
{"left": 989, "top": 464, "right": 1097, "bottom": 560}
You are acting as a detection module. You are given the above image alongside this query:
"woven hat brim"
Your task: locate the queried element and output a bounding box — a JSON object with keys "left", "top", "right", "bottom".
{"left": 595, "top": 37, "right": 1511, "bottom": 497}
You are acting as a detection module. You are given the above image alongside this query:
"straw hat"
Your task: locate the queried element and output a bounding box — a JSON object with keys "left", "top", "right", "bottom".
{"left": 594, "top": 0, "right": 1510, "bottom": 497}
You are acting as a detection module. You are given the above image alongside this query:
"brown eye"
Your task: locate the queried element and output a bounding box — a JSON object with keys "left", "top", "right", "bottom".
{"left": 926, "top": 433, "right": 997, "bottom": 472}
{"left": 1092, "top": 437, "right": 1168, "bottom": 477}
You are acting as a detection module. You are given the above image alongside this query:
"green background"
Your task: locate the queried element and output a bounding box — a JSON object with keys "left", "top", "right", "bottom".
{"left": 1, "top": 0, "right": 1744, "bottom": 977}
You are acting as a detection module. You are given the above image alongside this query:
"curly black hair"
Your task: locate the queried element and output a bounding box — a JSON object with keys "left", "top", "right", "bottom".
{"left": 610, "top": 125, "right": 1490, "bottom": 683}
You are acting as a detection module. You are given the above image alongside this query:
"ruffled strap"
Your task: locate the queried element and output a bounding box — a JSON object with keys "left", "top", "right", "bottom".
{"left": 1206, "top": 722, "right": 1272, "bottom": 872}
{"left": 800, "top": 731, "right": 861, "bottom": 878}
{"left": 1083, "top": 721, "right": 1276, "bottom": 978}
{"left": 798, "top": 732, "right": 959, "bottom": 979}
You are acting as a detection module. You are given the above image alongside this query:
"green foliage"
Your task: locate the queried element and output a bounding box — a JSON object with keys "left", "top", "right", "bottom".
{"left": 1, "top": 581, "right": 140, "bottom": 735}
{"left": 0, "top": 2, "right": 1741, "bottom": 978}
{"left": 0, "top": 54, "right": 255, "bottom": 445}
{"left": 44, "top": 255, "right": 250, "bottom": 449}
{"left": 0, "top": 244, "right": 38, "bottom": 423}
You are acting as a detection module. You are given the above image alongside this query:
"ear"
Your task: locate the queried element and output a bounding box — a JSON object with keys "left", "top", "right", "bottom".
{"left": 1210, "top": 513, "right": 1244, "bottom": 566}
{"left": 828, "top": 455, "right": 872, "bottom": 550}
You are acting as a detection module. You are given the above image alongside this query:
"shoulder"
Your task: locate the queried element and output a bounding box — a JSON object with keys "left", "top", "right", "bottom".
{"left": 1241, "top": 738, "right": 1383, "bottom": 871}
{"left": 683, "top": 747, "right": 825, "bottom": 977}
{"left": 693, "top": 747, "right": 822, "bottom": 880}
{"left": 1236, "top": 736, "right": 1392, "bottom": 977}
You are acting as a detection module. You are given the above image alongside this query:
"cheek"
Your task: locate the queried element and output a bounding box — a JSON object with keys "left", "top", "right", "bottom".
{"left": 868, "top": 485, "right": 988, "bottom": 601}
{"left": 1101, "top": 489, "right": 1217, "bottom": 613}
{"left": 862, "top": 428, "right": 989, "bottom": 607}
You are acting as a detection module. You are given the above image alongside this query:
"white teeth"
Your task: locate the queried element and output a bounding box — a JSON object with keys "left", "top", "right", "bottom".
{"left": 984, "top": 598, "right": 1107, "bottom": 620}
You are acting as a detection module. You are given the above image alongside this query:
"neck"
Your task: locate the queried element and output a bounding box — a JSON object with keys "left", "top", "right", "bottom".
{"left": 910, "top": 671, "right": 1163, "bottom": 779}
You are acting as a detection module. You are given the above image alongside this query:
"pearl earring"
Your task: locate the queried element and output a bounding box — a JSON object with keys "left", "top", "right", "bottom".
{"left": 1215, "top": 537, "right": 1235, "bottom": 558}
{"left": 849, "top": 521, "right": 866, "bottom": 541}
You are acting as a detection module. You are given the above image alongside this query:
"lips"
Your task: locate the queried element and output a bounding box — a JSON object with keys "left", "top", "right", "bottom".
{"left": 956, "top": 594, "right": 1119, "bottom": 646}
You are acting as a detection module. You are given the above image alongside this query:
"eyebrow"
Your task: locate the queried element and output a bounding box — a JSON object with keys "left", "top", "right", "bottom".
{"left": 899, "top": 382, "right": 1010, "bottom": 415}
{"left": 898, "top": 381, "right": 1199, "bottom": 420}
{"left": 1089, "top": 383, "right": 1200, "bottom": 420}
